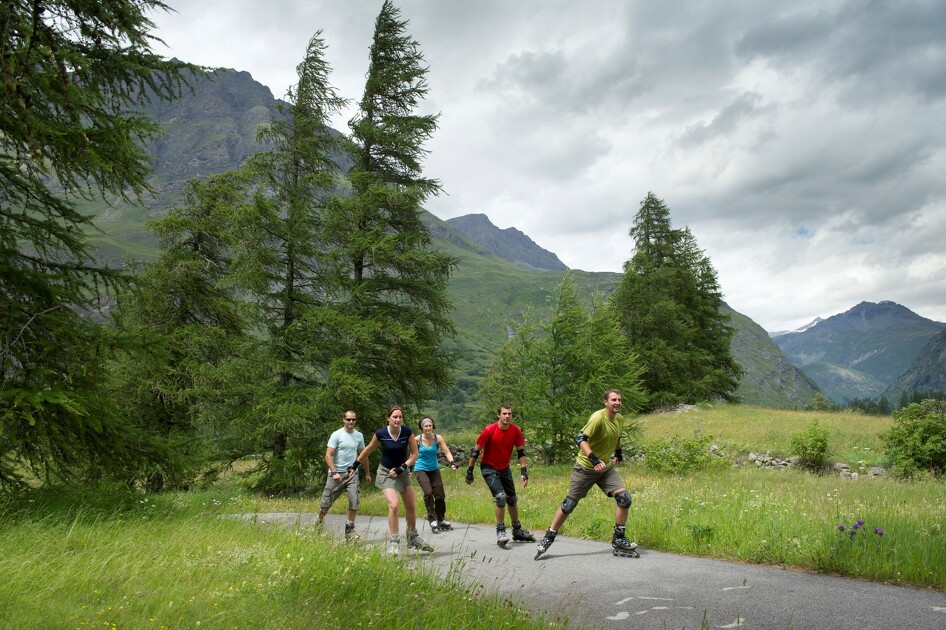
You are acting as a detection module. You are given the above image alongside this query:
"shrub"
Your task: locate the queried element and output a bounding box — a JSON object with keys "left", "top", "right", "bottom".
{"left": 881, "top": 399, "right": 946, "bottom": 478}
{"left": 643, "top": 434, "right": 725, "bottom": 474}
{"left": 790, "top": 420, "right": 831, "bottom": 471}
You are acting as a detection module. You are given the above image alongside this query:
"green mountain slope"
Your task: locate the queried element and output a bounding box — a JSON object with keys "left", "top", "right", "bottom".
{"left": 883, "top": 329, "right": 946, "bottom": 400}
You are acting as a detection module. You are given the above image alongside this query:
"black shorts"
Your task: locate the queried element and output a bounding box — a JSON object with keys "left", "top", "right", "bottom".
{"left": 480, "top": 465, "right": 516, "bottom": 499}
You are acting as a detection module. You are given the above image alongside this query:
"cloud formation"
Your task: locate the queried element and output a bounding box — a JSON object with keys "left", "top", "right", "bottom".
{"left": 152, "top": 0, "right": 946, "bottom": 331}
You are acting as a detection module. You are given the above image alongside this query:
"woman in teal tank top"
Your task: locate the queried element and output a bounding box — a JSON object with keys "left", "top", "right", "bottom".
{"left": 415, "top": 416, "right": 458, "bottom": 532}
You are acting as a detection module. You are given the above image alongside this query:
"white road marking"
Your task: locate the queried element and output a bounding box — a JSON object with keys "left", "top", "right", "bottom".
{"left": 717, "top": 617, "right": 745, "bottom": 628}
{"left": 722, "top": 586, "right": 751, "bottom": 591}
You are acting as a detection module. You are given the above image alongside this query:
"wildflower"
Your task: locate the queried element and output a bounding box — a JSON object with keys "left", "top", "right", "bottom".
{"left": 855, "top": 519, "right": 864, "bottom": 527}
{"left": 837, "top": 525, "right": 846, "bottom": 532}
{"left": 849, "top": 530, "right": 857, "bottom": 537}
{"left": 874, "top": 528, "right": 884, "bottom": 536}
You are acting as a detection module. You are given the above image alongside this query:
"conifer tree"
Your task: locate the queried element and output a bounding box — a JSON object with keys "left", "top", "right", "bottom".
{"left": 611, "top": 193, "right": 741, "bottom": 408}
{"left": 0, "top": 0, "right": 188, "bottom": 486}
{"left": 225, "top": 32, "right": 347, "bottom": 492}
{"left": 324, "top": 0, "right": 455, "bottom": 418}
{"left": 480, "top": 274, "right": 646, "bottom": 464}
{"left": 108, "top": 173, "right": 248, "bottom": 490}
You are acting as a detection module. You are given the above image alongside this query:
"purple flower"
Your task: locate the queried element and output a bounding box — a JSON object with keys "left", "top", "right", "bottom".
{"left": 849, "top": 530, "right": 857, "bottom": 537}
{"left": 852, "top": 522, "right": 861, "bottom": 530}
{"left": 874, "top": 528, "right": 884, "bottom": 536}
{"left": 837, "top": 524, "right": 846, "bottom": 532}
{"left": 855, "top": 519, "right": 865, "bottom": 527}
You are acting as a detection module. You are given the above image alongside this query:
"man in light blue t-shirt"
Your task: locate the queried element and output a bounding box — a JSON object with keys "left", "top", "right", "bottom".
{"left": 317, "top": 410, "right": 367, "bottom": 539}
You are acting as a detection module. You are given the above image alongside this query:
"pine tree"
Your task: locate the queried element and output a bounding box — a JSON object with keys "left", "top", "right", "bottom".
{"left": 0, "top": 1, "right": 188, "bottom": 486}
{"left": 480, "top": 274, "right": 646, "bottom": 464}
{"left": 108, "top": 173, "right": 248, "bottom": 490}
{"left": 324, "top": 0, "right": 455, "bottom": 419}
{"left": 611, "top": 193, "right": 741, "bottom": 408}
{"left": 224, "top": 32, "right": 347, "bottom": 492}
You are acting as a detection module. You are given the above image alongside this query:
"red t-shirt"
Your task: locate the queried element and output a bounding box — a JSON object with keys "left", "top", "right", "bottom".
{"left": 476, "top": 422, "right": 525, "bottom": 470}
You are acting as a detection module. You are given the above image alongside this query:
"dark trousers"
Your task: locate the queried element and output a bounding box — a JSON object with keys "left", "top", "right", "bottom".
{"left": 415, "top": 469, "right": 446, "bottom": 522}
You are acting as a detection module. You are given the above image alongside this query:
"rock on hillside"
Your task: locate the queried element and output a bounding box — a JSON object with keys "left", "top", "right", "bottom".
{"left": 447, "top": 213, "right": 567, "bottom": 272}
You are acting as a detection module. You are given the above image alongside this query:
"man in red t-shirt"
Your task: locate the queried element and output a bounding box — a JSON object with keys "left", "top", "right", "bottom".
{"left": 465, "top": 405, "right": 536, "bottom": 547}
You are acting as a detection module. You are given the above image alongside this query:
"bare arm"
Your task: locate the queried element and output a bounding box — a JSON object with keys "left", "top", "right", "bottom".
{"left": 437, "top": 434, "right": 457, "bottom": 468}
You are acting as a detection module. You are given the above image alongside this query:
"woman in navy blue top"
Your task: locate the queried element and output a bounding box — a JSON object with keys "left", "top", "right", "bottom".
{"left": 357, "top": 405, "right": 433, "bottom": 555}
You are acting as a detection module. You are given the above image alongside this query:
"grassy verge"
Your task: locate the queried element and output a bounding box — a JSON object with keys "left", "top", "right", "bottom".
{"left": 0, "top": 487, "right": 553, "bottom": 629}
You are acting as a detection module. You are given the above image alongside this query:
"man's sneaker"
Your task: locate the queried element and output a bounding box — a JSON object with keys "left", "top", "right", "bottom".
{"left": 534, "top": 528, "right": 557, "bottom": 560}
{"left": 512, "top": 525, "right": 535, "bottom": 542}
{"left": 386, "top": 535, "right": 401, "bottom": 556}
{"left": 496, "top": 525, "right": 510, "bottom": 548}
{"left": 344, "top": 522, "right": 360, "bottom": 541}
{"left": 612, "top": 534, "right": 640, "bottom": 558}
{"left": 407, "top": 529, "right": 434, "bottom": 552}
{"left": 437, "top": 520, "right": 453, "bottom": 531}
{"left": 428, "top": 520, "right": 440, "bottom": 533}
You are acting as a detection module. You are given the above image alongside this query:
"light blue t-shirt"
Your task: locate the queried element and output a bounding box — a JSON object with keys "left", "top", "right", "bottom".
{"left": 327, "top": 428, "right": 365, "bottom": 469}
{"left": 414, "top": 436, "right": 440, "bottom": 472}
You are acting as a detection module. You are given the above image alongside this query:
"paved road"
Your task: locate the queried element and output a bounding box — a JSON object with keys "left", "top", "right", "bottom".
{"left": 240, "top": 513, "right": 946, "bottom": 629}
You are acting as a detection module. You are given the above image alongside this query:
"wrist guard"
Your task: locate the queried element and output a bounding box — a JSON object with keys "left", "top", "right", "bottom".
{"left": 613, "top": 448, "right": 623, "bottom": 463}
{"left": 465, "top": 467, "right": 474, "bottom": 482}
{"left": 395, "top": 464, "right": 408, "bottom": 474}
{"left": 520, "top": 466, "right": 528, "bottom": 480}
{"left": 588, "top": 452, "right": 602, "bottom": 466}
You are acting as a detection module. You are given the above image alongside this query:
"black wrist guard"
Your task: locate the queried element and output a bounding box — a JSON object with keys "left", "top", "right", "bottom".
{"left": 588, "top": 452, "right": 602, "bottom": 466}
{"left": 613, "top": 448, "right": 623, "bottom": 463}
{"left": 465, "top": 467, "right": 474, "bottom": 482}
{"left": 520, "top": 466, "right": 528, "bottom": 479}
{"left": 395, "top": 464, "right": 407, "bottom": 474}
{"left": 350, "top": 460, "right": 361, "bottom": 471}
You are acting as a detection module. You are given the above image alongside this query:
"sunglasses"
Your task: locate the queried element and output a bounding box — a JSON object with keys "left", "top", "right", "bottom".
{"left": 344, "top": 418, "right": 357, "bottom": 423}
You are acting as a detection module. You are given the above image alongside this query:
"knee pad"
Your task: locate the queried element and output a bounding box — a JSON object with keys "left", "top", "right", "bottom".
{"left": 506, "top": 494, "right": 518, "bottom": 506}
{"left": 560, "top": 496, "right": 579, "bottom": 514}
{"left": 613, "top": 490, "right": 632, "bottom": 508}
{"left": 494, "top": 492, "right": 507, "bottom": 507}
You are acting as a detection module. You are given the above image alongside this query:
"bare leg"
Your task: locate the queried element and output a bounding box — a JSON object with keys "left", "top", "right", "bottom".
{"left": 382, "top": 488, "right": 400, "bottom": 534}
{"left": 403, "top": 485, "right": 418, "bottom": 531}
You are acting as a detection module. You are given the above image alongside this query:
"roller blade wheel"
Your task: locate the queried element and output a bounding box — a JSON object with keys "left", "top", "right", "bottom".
{"left": 612, "top": 538, "right": 639, "bottom": 558}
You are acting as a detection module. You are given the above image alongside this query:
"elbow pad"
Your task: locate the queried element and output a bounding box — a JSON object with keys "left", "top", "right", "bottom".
{"left": 516, "top": 448, "right": 525, "bottom": 459}
{"left": 575, "top": 432, "right": 590, "bottom": 447}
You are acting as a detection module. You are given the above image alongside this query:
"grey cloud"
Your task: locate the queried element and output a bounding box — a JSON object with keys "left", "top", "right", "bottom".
{"left": 678, "top": 92, "right": 763, "bottom": 146}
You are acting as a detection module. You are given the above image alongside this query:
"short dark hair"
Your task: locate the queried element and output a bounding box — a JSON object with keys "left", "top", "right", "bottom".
{"left": 604, "top": 389, "right": 622, "bottom": 401}
{"left": 497, "top": 404, "right": 512, "bottom": 415}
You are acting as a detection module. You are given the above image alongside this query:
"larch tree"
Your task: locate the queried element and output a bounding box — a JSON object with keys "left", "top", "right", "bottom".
{"left": 0, "top": 0, "right": 189, "bottom": 486}
{"left": 611, "top": 192, "right": 741, "bottom": 408}
{"left": 323, "top": 0, "right": 455, "bottom": 423}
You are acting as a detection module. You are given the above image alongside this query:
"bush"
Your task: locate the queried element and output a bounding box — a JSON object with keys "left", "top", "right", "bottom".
{"left": 643, "top": 435, "right": 725, "bottom": 474}
{"left": 790, "top": 420, "right": 831, "bottom": 471}
{"left": 881, "top": 399, "right": 946, "bottom": 478}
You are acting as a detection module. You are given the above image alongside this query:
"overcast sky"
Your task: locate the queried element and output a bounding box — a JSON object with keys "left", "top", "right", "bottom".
{"left": 151, "top": 0, "right": 946, "bottom": 332}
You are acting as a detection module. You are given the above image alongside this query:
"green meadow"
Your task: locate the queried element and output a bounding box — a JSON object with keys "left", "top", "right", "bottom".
{"left": 1, "top": 405, "right": 943, "bottom": 628}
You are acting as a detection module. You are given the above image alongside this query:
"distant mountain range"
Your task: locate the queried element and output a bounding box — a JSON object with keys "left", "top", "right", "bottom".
{"left": 773, "top": 301, "right": 946, "bottom": 403}
{"left": 84, "top": 65, "right": 945, "bottom": 411}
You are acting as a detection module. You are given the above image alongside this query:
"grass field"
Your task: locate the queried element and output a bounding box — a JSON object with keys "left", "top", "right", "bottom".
{"left": 1, "top": 404, "right": 943, "bottom": 628}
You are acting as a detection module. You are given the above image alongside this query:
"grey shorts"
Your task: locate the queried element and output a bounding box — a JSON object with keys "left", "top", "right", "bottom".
{"left": 319, "top": 473, "right": 360, "bottom": 511}
{"left": 375, "top": 465, "right": 411, "bottom": 493}
{"left": 567, "top": 464, "right": 627, "bottom": 500}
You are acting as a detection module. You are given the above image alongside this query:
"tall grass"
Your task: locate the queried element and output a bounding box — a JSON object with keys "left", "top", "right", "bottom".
{"left": 0, "top": 487, "right": 552, "bottom": 629}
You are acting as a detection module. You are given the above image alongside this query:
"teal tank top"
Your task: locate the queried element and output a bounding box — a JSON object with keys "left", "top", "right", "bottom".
{"left": 414, "top": 437, "right": 440, "bottom": 472}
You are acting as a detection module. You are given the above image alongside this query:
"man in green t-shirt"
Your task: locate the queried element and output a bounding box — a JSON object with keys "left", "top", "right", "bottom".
{"left": 535, "top": 389, "right": 639, "bottom": 559}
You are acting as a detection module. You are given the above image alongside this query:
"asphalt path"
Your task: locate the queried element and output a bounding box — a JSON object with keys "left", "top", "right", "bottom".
{"left": 238, "top": 512, "right": 946, "bottom": 629}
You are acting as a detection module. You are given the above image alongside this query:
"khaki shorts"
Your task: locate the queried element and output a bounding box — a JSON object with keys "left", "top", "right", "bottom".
{"left": 566, "top": 464, "right": 627, "bottom": 500}
{"left": 319, "top": 473, "right": 360, "bottom": 511}
{"left": 375, "top": 465, "right": 411, "bottom": 493}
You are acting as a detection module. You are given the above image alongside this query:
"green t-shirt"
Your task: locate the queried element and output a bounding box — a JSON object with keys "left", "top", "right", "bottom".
{"left": 575, "top": 409, "right": 624, "bottom": 470}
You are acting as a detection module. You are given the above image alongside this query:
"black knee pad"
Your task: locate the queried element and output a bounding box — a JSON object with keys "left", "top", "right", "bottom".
{"left": 561, "top": 496, "right": 579, "bottom": 514}
{"left": 613, "top": 490, "right": 632, "bottom": 508}
{"left": 506, "top": 494, "right": 518, "bottom": 506}
{"left": 494, "top": 492, "right": 507, "bottom": 507}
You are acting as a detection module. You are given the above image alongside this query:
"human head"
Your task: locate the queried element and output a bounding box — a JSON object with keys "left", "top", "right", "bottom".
{"left": 604, "top": 390, "right": 622, "bottom": 417}
{"left": 342, "top": 409, "right": 357, "bottom": 431}
{"left": 496, "top": 405, "right": 512, "bottom": 429}
{"left": 386, "top": 406, "right": 404, "bottom": 426}
{"left": 419, "top": 416, "right": 435, "bottom": 432}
